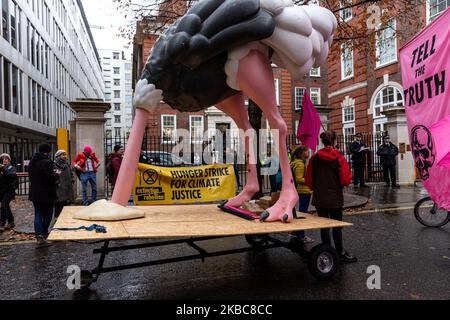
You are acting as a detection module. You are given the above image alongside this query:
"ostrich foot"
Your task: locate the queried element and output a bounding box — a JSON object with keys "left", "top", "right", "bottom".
{"left": 259, "top": 189, "right": 299, "bottom": 222}
{"left": 223, "top": 184, "right": 260, "bottom": 208}
{"left": 73, "top": 200, "right": 145, "bottom": 221}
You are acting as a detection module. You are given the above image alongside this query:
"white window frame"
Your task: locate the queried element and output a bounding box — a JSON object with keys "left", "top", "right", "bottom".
{"left": 310, "top": 87, "right": 321, "bottom": 105}
{"left": 310, "top": 67, "right": 321, "bottom": 77}
{"left": 274, "top": 78, "right": 280, "bottom": 106}
{"left": 427, "top": 0, "right": 450, "bottom": 22}
{"left": 343, "top": 124, "right": 355, "bottom": 141}
{"left": 294, "top": 87, "right": 306, "bottom": 111}
{"left": 375, "top": 19, "right": 397, "bottom": 68}
{"left": 342, "top": 96, "right": 355, "bottom": 124}
{"left": 341, "top": 42, "right": 354, "bottom": 80}
{"left": 161, "top": 114, "right": 177, "bottom": 144}
{"left": 340, "top": 0, "right": 353, "bottom": 22}
{"left": 189, "top": 115, "right": 204, "bottom": 144}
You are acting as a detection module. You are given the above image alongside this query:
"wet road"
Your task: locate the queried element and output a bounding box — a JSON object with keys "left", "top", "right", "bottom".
{"left": 0, "top": 207, "right": 449, "bottom": 300}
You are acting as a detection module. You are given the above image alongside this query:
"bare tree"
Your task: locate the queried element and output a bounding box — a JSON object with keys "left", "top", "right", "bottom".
{"left": 114, "top": 0, "right": 425, "bottom": 63}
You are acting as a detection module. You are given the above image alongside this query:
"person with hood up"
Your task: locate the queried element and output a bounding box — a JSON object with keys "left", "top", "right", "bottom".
{"left": 72, "top": 145, "right": 100, "bottom": 206}
{"left": 54, "top": 150, "right": 74, "bottom": 217}
{"left": 305, "top": 131, "right": 357, "bottom": 263}
{"left": 29, "top": 143, "right": 58, "bottom": 247}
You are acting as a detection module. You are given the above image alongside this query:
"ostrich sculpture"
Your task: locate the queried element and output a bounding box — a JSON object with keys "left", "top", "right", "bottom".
{"left": 81, "top": 0, "right": 337, "bottom": 222}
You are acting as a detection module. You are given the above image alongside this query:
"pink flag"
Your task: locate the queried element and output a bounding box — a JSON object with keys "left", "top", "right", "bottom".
{"left": 400, "top": 7, "right": 450, "bottom": 210}
{"left": 296, "top": 92, "right": 321, "bottom": 151}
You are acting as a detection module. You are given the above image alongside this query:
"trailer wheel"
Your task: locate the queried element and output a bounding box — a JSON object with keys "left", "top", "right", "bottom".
{"left": 80, "top": 270, "right": 95, "bottom": 289}
{"left": 307, "top": 244, "right": 339, "bottom": 280}
{"left": 245, "top": 234, "right": 269, "bottom": 248}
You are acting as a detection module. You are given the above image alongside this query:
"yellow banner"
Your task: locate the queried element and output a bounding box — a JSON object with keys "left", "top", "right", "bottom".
{"left": 134, "top": 163, "right": 236, "bottom": 205}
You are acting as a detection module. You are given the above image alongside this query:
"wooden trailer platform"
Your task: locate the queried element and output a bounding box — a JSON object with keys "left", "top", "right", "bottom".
{"left": 48, "top": 204, "right": 351, "bottom": 241}
{"left": 48, "top": 204, "right": 352, "bottom": 288}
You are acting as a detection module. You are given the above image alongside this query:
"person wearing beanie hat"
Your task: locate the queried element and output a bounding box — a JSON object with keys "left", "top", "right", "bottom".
{"left": 0, "top": 153, "right": 17, "bottom": 232}
{"left": 53, "top": 150, "right": 74, "bottom": 218}
{"left": 38, "top": 143, "right": 52, "bottom": 154}
{"left": 29, "top": 142, "right": 59, "bottom": 247}
{"left": 72, "top": 146, "right": 100, "bottom": 206}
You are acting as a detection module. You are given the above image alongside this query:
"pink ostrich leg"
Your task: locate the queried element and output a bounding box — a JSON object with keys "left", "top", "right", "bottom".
{"left": 217, "top": 93, "right": 259, "bottom": 206}
{"left": 111, "top": 108, "right": 148, "bottom": 206}
{"left": 237, "top": 50, "right": 298, "bottom": 222}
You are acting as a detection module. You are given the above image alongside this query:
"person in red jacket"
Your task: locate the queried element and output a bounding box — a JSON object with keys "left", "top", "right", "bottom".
{"left": 305, "top": 130, "right": 357, "bottom": 263}
{"left": 72, "top": 146, "right": 100, "bottom": 206}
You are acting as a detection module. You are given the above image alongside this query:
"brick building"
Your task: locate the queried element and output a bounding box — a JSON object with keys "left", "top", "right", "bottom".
{"left": 327, "top": 0, "right": 448, "bottom": 138}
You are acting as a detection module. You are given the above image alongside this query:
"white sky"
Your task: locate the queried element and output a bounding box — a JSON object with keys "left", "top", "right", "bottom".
{"left": 80, "top": 0, "right": 132, "bottom": 60}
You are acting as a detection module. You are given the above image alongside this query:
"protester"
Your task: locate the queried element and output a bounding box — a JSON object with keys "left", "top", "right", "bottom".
{"left": 290, "top": 146, "right": 314, "bottom": 244}
{"left": 0, "top": 154, "right": 17, "bottom": 232}
{"left": 29, "top": 143, "right": 58, "bottom": 247}
{"left": 54, "top": 150, "right": 74, "bottom": 218}
{"left": 377, "top": 135, "right": 400, "bottom": 188}
{"left": 107, "top": 145, "right": 124, "bottom": 188}
{"left": 263, "top": 149, "right": 282, "bottom": 193}
{"left": 225, "top": 147, "right": 241, "bottom": 189}
{"left": 306, "top": 131, "right": 357, "bottom": 263}
{"left": 350, "top": 132, "right": 369, "bottom": 188}
{"left": 72, "top": 146, "right": 100, "bottom": 206}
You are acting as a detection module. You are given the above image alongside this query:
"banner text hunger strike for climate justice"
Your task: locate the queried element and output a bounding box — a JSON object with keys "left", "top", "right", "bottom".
{"left": 134, "top": 163, "right": 236, "bottom": 205}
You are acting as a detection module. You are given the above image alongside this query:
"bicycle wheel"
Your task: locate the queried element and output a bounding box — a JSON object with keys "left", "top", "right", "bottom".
{"left": 414, "top": 197, "right": 450, "bottom": 227}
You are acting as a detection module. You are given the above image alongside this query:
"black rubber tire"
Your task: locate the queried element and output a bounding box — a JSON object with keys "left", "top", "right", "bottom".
{"left": 245, "top": 234, "right": 269, "bottom": 248}
{"left": 80, "top": 270, "right": 95, "bottom": 289}
{"left": 307, "top": 244, "right": 339, "bottom": 280}
{"left": 414, "top": 197, "right": 450, "bottom": 228}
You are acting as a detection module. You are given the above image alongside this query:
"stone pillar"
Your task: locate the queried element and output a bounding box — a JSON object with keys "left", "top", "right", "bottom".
{"left": 382, "top": 107, "right": 415, "bottom": 185}
{"left": 68, "top": 99, "right": 111, "bottom": 201}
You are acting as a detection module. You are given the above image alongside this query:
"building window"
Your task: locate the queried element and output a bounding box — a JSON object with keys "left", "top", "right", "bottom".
{"left": 12, "top": 64, "right": 19, "bottom": 114}
{"left": 274, "top": 78, "right": 280, "bottom": 105}
{"left": 105, "top": 81, "right": 111, "bottom": 88}
{"left": 162, "top": 115, "right": 176, "bottom": 143}
{"left": 294, "top": 87, "right": 306, "bottom": 111}
{"left": 114, "top": 115, "right": 121, "bottom": 123}
{"left": 113, "top": 78, "right": 120, "bottom": 86}
{"left": 310, "top": 88, "right": 321, "bottom": 105}
{"left": 342, "top": 96, "right": 355, "bottom": 123}
{"left": 114, "top": 127, "right": 121, "bottom": 137}
{"left": 106, "top": 130, "right": 112, "bottom": 138}
{"left": 372, "top": 86, "right": 403, "bottom": 134}
{"left": 114, "top": 103, "right": 120, "bottom": 111}
{"left": 341, "top": 42, "right": 354, "bottom": 80}
{"left": 310, "top": 67, "right": 320, "bottom": 77}
{"left": 10, "top": 0, "right": 16, "bottom": 48}
{"left": 190, "top": 115, "right": 204, "bottom": 144}
{"left": 340, "top": 0, "right": 353, "bottom": 22}
{"left": 113, "top": 67, "right": 120, "bottom": 74}
{"left": 429, "top": 0, "right": 450, "bottom": 21}
{"left": 113, "top": 52, "right": 120, "bottom": 60}
{"left": 3, "top": 58, "right": 10, "bottom": 111}
{"left": 106, "top": 118, "right": 111, "bottom": 126}
{"left": 114, "top": 90, "right": 120, "bottom": 98}
{"left": 105, "top": 92, "right": 111, "bottom": 101}
{"left": 376, "top": 19, "right": 397, "bottom": 67}
{"left": 343, "top": 125, "right": 355, "bottom": 141}
{"left": 2, "top": 0, "right": 9, "bottom": 41}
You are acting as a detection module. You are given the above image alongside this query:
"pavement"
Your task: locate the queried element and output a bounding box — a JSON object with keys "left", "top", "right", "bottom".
{"left": 0, "top": 182, "right": 427, "bottom": 240}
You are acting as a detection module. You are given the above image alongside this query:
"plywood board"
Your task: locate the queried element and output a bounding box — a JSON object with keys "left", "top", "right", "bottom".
{"left": 48, "top": 206, "right": 129, "bottom": 241}
{"left": 48, "top": 204, "right": 351, "bottom": 241}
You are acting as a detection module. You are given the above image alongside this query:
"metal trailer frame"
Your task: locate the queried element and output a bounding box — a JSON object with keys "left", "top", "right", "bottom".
{"left": 79, "top": 233, "right": 340, "bottom": 289}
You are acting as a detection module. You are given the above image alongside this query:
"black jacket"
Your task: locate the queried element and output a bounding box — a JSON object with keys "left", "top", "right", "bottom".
{"left": 28, "top": 153, "right": 57, "bottom": 202}
{"left": 350, "top": 140, "right": 368, "bottom": 163}
{"left": 377, "top": 142, "right": 399, "bottom": 166}
{"left": 0, "top": 164, "right": 18, "bottom": 194}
